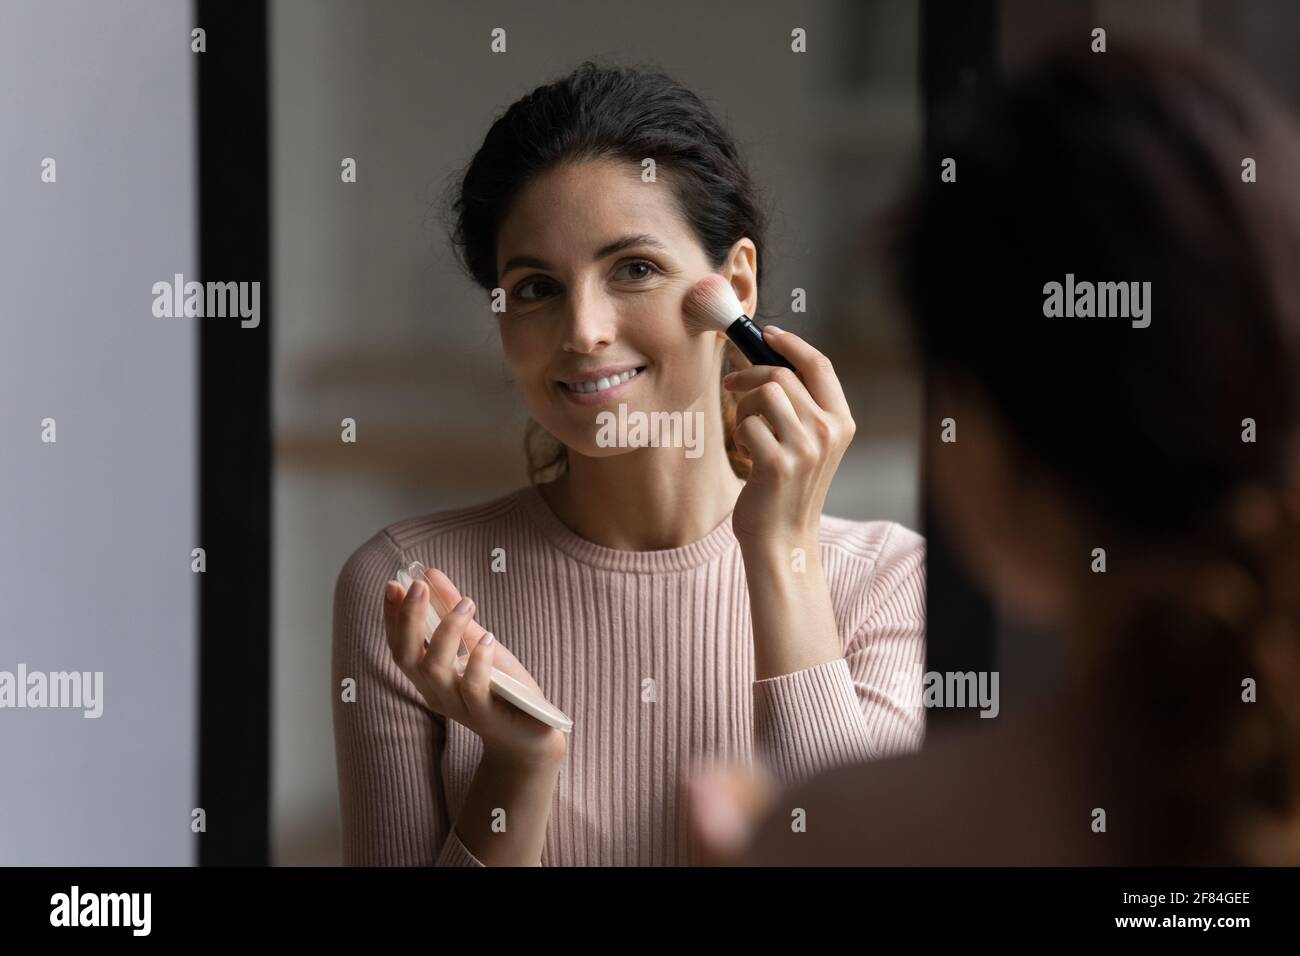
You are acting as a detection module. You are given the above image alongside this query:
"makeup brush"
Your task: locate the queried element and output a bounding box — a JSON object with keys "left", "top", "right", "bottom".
{"left": 682, "top": 273, "right": 796, "bottom": 371}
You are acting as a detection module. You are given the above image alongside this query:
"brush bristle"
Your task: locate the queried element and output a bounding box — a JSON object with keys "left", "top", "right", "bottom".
{"left": 682, "top": 274, "right": 744, "bottom": 333}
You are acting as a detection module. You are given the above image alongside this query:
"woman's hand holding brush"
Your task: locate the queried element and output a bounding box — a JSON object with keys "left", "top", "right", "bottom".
{"left": 723, "top": 326, "right": 857, "bottom": 681}
{"left": 681, "top": 272, "right": 855, "bottom": 547}
{"left": 683, "top": 272, "right": 857, "bottom": 684}
{"left": 723, "top": 327, "right": 856, "bottom": 548}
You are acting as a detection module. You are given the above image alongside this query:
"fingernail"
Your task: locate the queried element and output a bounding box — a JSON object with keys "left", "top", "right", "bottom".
{"left": 453, "top": 597, "right": 474, "bottom": 616}
{"left": 481, "top": 631, "right": 495, "bottom": 646}
{"left": 383, "top": 581, "right": 397, "bottom": 603}
{"left": 409, "top": 581, "right": 425, "bottom": 600}
{"left": 764, "top": 325, "right": 784, "bottom": 336}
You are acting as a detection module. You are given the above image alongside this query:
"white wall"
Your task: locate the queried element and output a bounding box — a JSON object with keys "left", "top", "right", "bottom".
{"left": 0, "top": 0, "right": 197, "bottom": 865}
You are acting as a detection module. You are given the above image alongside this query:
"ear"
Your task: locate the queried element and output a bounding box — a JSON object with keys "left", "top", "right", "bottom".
{"left": 722, "top": 238, "right": 758, "bottom": 318}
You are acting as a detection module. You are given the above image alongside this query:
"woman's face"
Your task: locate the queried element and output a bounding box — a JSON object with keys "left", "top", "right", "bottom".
{"left": 493, "top": 158, "right": 753, "bottom": 459}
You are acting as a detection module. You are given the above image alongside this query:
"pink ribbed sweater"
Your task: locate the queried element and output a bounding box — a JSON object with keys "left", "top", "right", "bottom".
{"left": 331, "top": 484, "right": 927, "bottom": 866}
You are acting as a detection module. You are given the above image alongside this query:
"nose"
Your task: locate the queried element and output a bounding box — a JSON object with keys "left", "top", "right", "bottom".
{"left": 561, "top": 279, "right": 617, "bottom": 354}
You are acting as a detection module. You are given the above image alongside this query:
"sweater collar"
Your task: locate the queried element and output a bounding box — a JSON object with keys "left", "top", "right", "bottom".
{"left": 515, "top": 482, "right": 739, "bottom": 573}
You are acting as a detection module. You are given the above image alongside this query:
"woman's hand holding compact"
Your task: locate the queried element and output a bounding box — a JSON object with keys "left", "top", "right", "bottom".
{"left": 383, "top": 567, "right": 567, "bottom": 770}
{"left": 724, "top": 326, "right": 856, "bottom": 551}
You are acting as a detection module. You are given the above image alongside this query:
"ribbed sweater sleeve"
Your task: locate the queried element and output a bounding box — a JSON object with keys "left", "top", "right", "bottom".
{"left": 751, "top": 521, "right": 927, "bottom": 787}
{"left": 330, "top": 529, "right": 485, "bottom": 866}
{"left": 330, "top": 486, "right": 927, "bottom": 865}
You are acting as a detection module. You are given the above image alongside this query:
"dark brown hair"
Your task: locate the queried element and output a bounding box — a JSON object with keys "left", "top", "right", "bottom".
{"left": 894, "top": 43, "right": 1300, "bottom": 864}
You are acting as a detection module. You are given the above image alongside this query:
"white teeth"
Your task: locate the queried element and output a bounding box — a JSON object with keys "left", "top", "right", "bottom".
{"left": 566, "top": 367, "right": 641, "bottom": 393}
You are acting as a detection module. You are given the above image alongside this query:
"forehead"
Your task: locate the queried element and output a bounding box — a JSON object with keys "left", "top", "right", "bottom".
{"left": 495, "top": 159, "right": 698, "bottom": 268}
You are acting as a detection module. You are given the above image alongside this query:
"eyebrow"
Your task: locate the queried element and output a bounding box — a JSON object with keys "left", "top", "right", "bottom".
{"left": 499, "top": 233, "right": 668, "bottom": 277}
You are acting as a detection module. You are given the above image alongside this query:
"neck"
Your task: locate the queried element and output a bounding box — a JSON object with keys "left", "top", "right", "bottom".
{"left": 539, "top": 398, "right": 745, "bottom": 551}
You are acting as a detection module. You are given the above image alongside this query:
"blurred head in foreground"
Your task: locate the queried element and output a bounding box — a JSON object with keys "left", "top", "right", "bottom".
{"left": 701, "top": 42, "right": 1300, "bottom": 865}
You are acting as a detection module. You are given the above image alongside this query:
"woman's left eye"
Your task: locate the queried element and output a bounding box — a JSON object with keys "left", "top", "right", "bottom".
{"left": 614, "top": 259, "right": 659, "bottom": 282}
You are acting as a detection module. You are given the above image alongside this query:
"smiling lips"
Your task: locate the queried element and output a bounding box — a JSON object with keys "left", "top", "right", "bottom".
{"left": 558, "top": 365, "right": 646, "bottom": 405}
{"left": 560, "top": 365, "right": 645, "bottom": 395}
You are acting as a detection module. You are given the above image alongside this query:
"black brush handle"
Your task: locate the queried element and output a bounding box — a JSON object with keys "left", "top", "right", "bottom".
{"left": 725, "top": 316, "right": 797, "bottom": 371}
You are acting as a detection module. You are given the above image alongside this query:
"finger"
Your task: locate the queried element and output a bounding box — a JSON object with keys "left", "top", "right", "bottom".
{"left": 425, "top": 567, "right": 490, "bottom": 647}
{"left": 757, "top": 326, "right": 849, "bottom": 415}
{"left": 391, "top": 579, "right": 431, "bottom": 670}
{"left": 475, "top": 639, "right": 543, "bottom": 694}
{"left": 723, "top": 363, "right": 784, "bottom": 390}
{"left": 686, "top": 771, "right": 755, "bottom": 865}
{"left": 422, "top": 568, "right": 540, "bottom": 691}
{"left": 734, "top": 414, "right": 781, "bottom": 466}
{"left": 423, "top": 566, "right": 459, "bottom": 617}
{"left": 382, "top": 580, "right": 402, "bottom": 653}
{"left": 421, "top": 596, "right": 476, "bottom": 676}
{"left": 695, "top": 761, "right": 777, "bottom": 864}
{"left": 725, "top": 364, "right": 821, "bottom": 426}
{"left": 734, "top": 379, "right": 803, "bottom": 443}
{"left": 457, "top": 631, "right": 497, "bottom": 725}
{"left": 730, "top": 761, "right": 777, "bottom": 820}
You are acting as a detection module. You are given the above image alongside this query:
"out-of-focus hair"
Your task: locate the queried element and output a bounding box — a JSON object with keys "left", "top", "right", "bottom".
{"left": 893, "top": 43, "right": 1300, "bottom": 864}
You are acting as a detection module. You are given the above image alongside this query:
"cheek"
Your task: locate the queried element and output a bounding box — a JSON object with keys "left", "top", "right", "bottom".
{"left": 619, "top": 292, "right": 682, "bottom": 339}
{"left": 929, "top": 445, "right": 1062, "bottom": 623}
{"left": 498, "top": 324, "right": 547, "bottom": 380}
{"left": 621, "top": 291, "right": 708, "bottom": 357}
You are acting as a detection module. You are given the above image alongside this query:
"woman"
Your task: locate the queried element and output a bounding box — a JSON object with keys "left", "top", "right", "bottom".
{"left": 330, "top": 62, "right": 927, "bottom": 866}
{"left": 691, "top": 43, "right": 1300, "bottom": 866}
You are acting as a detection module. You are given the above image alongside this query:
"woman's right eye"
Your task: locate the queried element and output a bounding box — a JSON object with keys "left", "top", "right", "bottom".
{"left": 514, "top": 277, "right": 559, "bottom": 303}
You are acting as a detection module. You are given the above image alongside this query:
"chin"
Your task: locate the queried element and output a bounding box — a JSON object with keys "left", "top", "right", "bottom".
{"left": 570, "top": 443, "right": 637, "bottom": 461}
